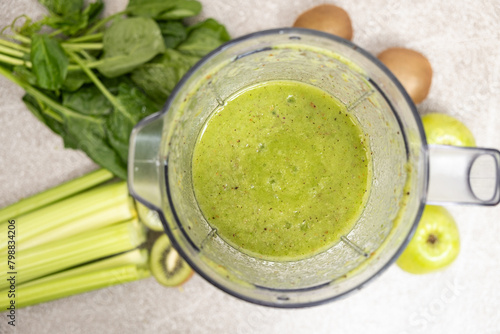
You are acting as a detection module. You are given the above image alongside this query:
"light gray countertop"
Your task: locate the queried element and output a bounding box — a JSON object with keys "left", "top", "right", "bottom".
{"left": 1, "top": 0, "right": 499, "bottom": 333}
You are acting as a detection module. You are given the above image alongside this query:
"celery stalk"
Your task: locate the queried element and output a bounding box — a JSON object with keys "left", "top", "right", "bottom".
{"left": 21, "top": 248, "right": 149, "bottom": 288}
{"left": 0, "top": 181, "right": 129, "bottom": 252}
{"left": 0, "top": 264, "right": 151, "bottom": 309}
{"left": 19, "top": 196, "right": 137, "bottom": 251}
{"left": 0, "top": 169, "right": 114, "bottom": 223}
{"left": 1, "top": 219, "right": 146, "bottom": 289}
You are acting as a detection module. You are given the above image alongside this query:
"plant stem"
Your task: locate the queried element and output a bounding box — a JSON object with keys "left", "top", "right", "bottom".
{"left": 0, "top": 219, "right": 146, "bottom": 288}
{"left": 32, "top": 97, "right": 64, "bottom": 123}
{"left": 0, "top": 64, "right": 99, "bottom": 123}
{"left": 0, "top": 168, "right": 114, "bottom": 223}
{"left": 67, "top": 33, "right": 103, "bottom": 44}
{"left": 83, "top": 59, "right": 106, "bottom": 68}
{"left": 11, "top": 33, "right": 31, "bottom": 45}
{"left": 21, "top": 248, "right": 149, "bottom": 288}
{"left": 19, "top": 196, "right": 136, "bottom": 251}
{"left": 0, "top": 181, "right": 129, "bottom": 254}
{"left": 79, "top": 49, "right": 93, "bottom": 61}
{"left": 0, "top": 38, "right": 30, "bottom": 53}
{"left": 67, "top": 59, "right": 104, "bottom": 71}
{"left": 23, "top": 182, "right": 128, "bottom": 242}
{"left": 0, "top": 264, "right": 150, "bottom": 309}
{"left": 48, "top": 28, "right": 64, "bottom": 37}
{"left": 66, "top": 50, "right": 132, "bottom": 121}
{"left": 62, "top": 42, "right": 103, "bottom": 50}
{"left": 0, "top": 53, "right": 30, "bottom": 67}
{"left": 0, "top": 45, "right": 25, "bottom": 58}
{"left": 85, "top": 11, "right": 126, "bottom": 35}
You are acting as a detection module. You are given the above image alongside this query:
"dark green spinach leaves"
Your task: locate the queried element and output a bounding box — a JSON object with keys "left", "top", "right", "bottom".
{"left": 177, "top": 19, "right": 230, "bottom": 57}
{"left": 30, "top": 34, "right": 69, "bottom": 90}
{"left": 97, "top": 17, "right": 166, "bottom": 78}
{"left": 0, "top": 0, "right": 230, "bottom": 179}
{"left": 126, "top": 0, "right": 201, "bottom": 20}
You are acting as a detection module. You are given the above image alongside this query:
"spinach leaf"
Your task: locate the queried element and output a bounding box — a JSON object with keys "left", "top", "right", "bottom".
{"left": 23, "top": 90, "right": 127, "bottom": 178}
{"left": 0, "top": 0, "right": 230, "bottom": 180}
{"left": 64, "top": 112, "right": 127, "bottom": 179}
{"left": 106, "top": 80, "right": 161, "bottom": 163}
{"left": 83, "top": 0, "right": 104, "bottom": 26}
{"left": 62, "top": 85, "right": 113, "bottom": 115}
{"left": 97, "top": 17, "right": 166, "bottom": 78}
{"left": 30, "top": 34, "right": 69, "bottom": 90}
{"left": 39, "top": 0, "right": 83, "bottom": 17}
{"left": 158, "top": 21, "right": 187, "bottom": 49}
{"left": 62, "top": 71, "right": 92, "bottom": 92}
{"left": 13, "top": 66, "right": 37, "bottom": 86}
{"left": 177, "top": 19, "right": 230, "bottom": 57}
{"left": 22, "top": 94, "right": 67, "bottom": 141}
{"left": 39, "top": 1, "right": 104, "bottom": 36}
{"left": 156, "top": 1, "right": 201, "bottom": 20}
{"left": 13, "top": 15, "right": 43, "bottom": 36}
{"left": 25, "top": 92, "right": 127, "bottom": 178}
{"left": 131, "top": 49, "right": 199, "bottom": 105}
{"left": 126, "top": 0, "right": 201, "bottom": 20}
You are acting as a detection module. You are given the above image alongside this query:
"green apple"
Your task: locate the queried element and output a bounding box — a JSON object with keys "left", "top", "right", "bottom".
{"left": 422, "top": 113, "right": 476, "bottom": 147}
{"left": 397, "top": 205, "right": 460, "bottom": 274}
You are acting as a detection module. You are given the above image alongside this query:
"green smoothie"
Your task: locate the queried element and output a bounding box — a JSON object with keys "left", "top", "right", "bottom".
{"left": 192, "top": 80, "right": 371, "bottom": 261}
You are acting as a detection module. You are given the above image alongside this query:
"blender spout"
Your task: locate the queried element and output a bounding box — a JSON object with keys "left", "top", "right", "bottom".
{"left": 127, "top": 112, "right": 165, "bottom": 210}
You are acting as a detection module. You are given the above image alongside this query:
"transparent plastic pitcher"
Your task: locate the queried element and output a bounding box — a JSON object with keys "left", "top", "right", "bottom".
{"left": 128, "top": 29, "right": 500, "bottom": 307}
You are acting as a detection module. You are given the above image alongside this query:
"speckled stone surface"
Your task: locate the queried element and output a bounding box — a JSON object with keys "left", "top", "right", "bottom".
{"left": 0, "top": 0, "right": 499, "bottom": 333}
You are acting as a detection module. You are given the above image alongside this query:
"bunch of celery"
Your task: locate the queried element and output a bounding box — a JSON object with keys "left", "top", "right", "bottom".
{"left": 0, "top": 169, "right": 150, "bottom": 309}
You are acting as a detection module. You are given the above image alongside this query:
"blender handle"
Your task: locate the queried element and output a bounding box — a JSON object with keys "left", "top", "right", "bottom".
{"left": 426, "top": 145, "right": 500, "bottom": 205}
{"left": 127, "top": 112, "right": 164, "bottom": 209}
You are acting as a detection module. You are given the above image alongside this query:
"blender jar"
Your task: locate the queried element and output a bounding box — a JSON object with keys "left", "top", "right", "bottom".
{"left": 128, "top": 29, "right": 500, "bottom": 307}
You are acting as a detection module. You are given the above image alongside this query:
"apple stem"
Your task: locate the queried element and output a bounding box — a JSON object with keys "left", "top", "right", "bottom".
{"left": 427, "top": 234, "right": 438, "bottom": 245}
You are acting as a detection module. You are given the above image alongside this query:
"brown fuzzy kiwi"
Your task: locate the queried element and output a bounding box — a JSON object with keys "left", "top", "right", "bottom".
{"left": 377, "top": 48, "right": 433, "bottom": 104}
{"left": 293, "top": 4, "right": 353, "bottom": 40}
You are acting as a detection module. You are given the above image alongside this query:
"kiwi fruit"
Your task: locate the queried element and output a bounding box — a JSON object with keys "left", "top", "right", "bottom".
{"left": 136, "top": 201, "right": 164, "bottom": 232}
{"left": 377, "top": 48, "right": 433, "bottom": 104}
{"left": 293, "top": 4, "right": 353, "bottom": 41}
{"left": 149, "top": 234, "right": 194, "bottom": 287}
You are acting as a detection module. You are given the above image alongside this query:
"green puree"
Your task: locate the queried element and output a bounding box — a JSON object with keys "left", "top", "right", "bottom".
{"left": 192, "top": 80, "right": 371, "bottom": 261}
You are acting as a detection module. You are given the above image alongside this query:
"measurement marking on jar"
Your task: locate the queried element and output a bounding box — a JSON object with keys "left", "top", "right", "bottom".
{"left": 341, "top": 235, "right": 369, "bottom": 257}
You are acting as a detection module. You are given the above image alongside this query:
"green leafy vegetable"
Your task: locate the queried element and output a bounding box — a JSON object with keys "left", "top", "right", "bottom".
{"left": 35, "top": 0, "right": 105, "bottom": 36}
{"left": 82, "top": 0, "right": 105, "bottom": 27}
{"left": 30, "top": 34, "right": 69, "bottom": 90}
{"left": 66, "top": 112, "right": 128, "bottom": 178}
{"left": 131, "top": 18, "right": 230, "bottom": 104}
{"left": 131, "top": 49, "right": 198, "bottom": 105}
{"left": 22, "top": 94, "right": 67, "bottom": 139}
{"left": 177, "top": 18, "right": 231, "bottom": 57}
{"left": 11, "top": 15, "right": 44, "bottom": 37}
{"left": 106, "top": 80, "right": 161, "bottom": 162}
{"left": 97, "top": 17, "right": 166, "bottom": 77}
{"left": 156, "top": 0, "right": 201, "bottom": 20}
{"left": 157, "top": 21, "right": 187, "bottom": 48}
{"left": 0, "top": 0, "right": 230, "bottom": 179}
{"left": 39, "top": 0, "right": 83, "bottom": 17}
{"left": 13, "top": 72, "right": 127, "bottom": 178}
{"left": 0, "top": 0, "right": 228, "bottom": 308}
{"left": 13, "top": 66, "right": 37, "bottom": 86}
{"left": 62, "top": 70, "right": 92, "bottom": 91}
{"left": 62, "top": 84, "right": 113, "bottom": 115}
{"left": 126, "top": 0, "right": 201, "bottom": 20}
